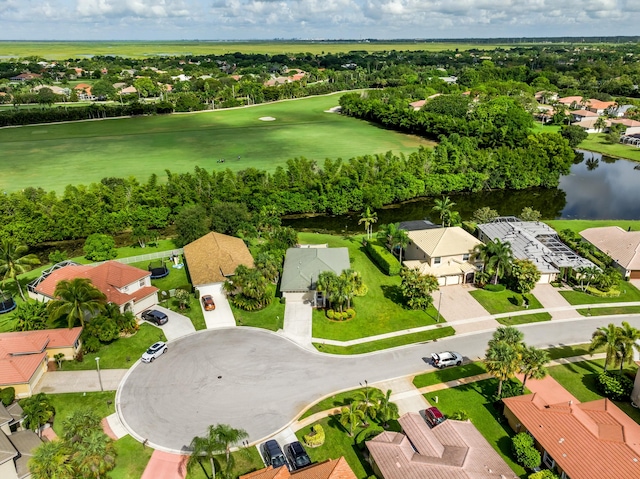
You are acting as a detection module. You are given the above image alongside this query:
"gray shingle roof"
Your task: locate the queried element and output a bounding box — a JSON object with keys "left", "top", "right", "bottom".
{"left": 280, "top": 248, "right": 350, "bottom": 292}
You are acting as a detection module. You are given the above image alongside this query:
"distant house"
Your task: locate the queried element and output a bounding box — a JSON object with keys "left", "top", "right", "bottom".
{"left": 73, "top": 83, "right": 95, "bottom": 101}
{"left": 607, "top": 104, "right": 635, "bottom": 117}
{"left": 28, "top": 261, "right": 158, "bottom": 315}
{"left": 239, "top": 457, "right": 356, "bottom": 479}
{"left": 0, "top": 403, "right": 42, "bottom": 479}
{"left": 280, "top": 246, "right": 350, "bottom": 305}
{"left": 569, "top": 109, "right": 599, "bottom": 123}
{"left": 585, "top": 98, "right": 616, "bottom": 115}
{"left": 367, "top": 412, "right": 517, "bottom": 479}
{"left": 535, "top": 91, "right": 559, "bottom": 103}
{"left": 580, "top": 226, "right": 640, "bottom": 278}
{"left": 503, "top": 394, "right": 640, "bottom": 479}
{"left": 557, "top": 96, "right": 584, "bottom": 108}
{"left": 0, "top": 327, "right": 82, "bottom": 398}
{"left": 183, "top": 232, "right": 254, "bottom": 289}
{"left": 31, "top": 85, "right": 68, "bottom": 96}
{"left": 9, "top": 73, "right": 42, "bottom": 82}
{"left": 119, "top": 86, "right": 137, "bottom": 95}
{"left": 477, "top": 217, "right": 595, "bottom": 283}
{"left": 402, "top": 226, "right": 483, "bottom": 286}
{"left": 409, "top": 100, "right": 426, "bottom": 111}
{"left": 608, "top": 118, "right": 640, "bottom": 136}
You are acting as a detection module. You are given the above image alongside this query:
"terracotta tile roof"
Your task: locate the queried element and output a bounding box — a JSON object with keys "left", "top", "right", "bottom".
{"left": 183, "top": 232, "right": 254, "bottom": 286}
{"left": 558, "top": 96, "right": 583, "bottom": 105}
{"left": 580, "top": 226, "right": 640, "bottom": 271}
{"left": 34, "top": 262, "right": 156, "bottom": 306}
{"left": 239, "top": 458, "right": 356, "bottom": 479}
{"left": 503, "top": 394, "right": 640, "bottom": 479}
{"left": 570, "top": 109, "right": 598, "bottom": 117}
{"left": 0, "top": 353, "right": 46, "bottom": 386}
{"left": 586, "top": 99, "right": 616, "bottom": 110}
{"left": 611, "top": 118, "right": 640, "bottom": 127}
{"left": 366, "top": 412, "right": 517, "bottom": 479}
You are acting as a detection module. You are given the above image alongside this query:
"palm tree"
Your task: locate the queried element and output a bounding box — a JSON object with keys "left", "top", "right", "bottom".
{"left": 589, "top": 323, "right": 621, "bottom": 372}
{"left": 377, "top": 389, "right": 399, "bottom": 428}
{"left": 47, "top": 278, "right": 107, "bottom": 328}
{"left": 354, "top": 387, "right": 383, "bottom": 424}
{"left": 577, "top": 266, "right": 600, "bottom": 292}
{"left": 594, "top": 116, "right": 607, "bottom": 132}
{"left": 475, "top": 239, "right": 514, "bottom": 285}
{"left": 29, "top": 441, "right": 74, "bottom": 479}
{"left": 432, "top": 196, "right": 456, "bottom": 226}
{"left": 70, "top": 429, "right": 116, "bottom": 479}
{"left": 211, "top": 424, "right": 249, "bottom": 468}
{"left": 615, "top": 321, "right": 640, "bottom": 372}
{"left": 377, "top": 223, "right": 401, "bottom": 250}
{"left": 187, "top": 425, "right": 224, "bottom": 479}
{"left": 358, "top": 207, "right": 378, "bottom": 239}
{"left": 485, "top": 341, "right": 521, "bottom": 398}
{"left": 520, "top": 345, "right": 549, "bottom": 392}
{"left": 21, "top": 392, "right": 55, "bottom": 437}
{"left": 488, "top": 326, "right": 524, "bottom": 349}
{"left": 316, "top": 271, "right": 338, "bottom": 309}
{"left": 394, "top": 228, "right": 410, "bottom": 263}
{"left": 63, "top": 408, "right": 102, "bottom": 443}
{"left": 339, "top": 403, "right": 365, "bottom": 437}
{"left": 0, "top": 238, "right": 40, "bottom": 301}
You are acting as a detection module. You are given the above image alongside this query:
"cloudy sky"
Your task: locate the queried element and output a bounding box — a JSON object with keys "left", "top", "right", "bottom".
{"left": 1, "top": 0, "right": 639, "bottom": 40}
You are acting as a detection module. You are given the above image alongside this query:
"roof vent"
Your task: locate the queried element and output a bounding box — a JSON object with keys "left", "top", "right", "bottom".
{"left": 559, "top": 438, "right": 565, "bottom": 444}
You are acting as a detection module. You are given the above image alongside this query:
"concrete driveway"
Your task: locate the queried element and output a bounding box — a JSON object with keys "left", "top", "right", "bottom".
{"left": 142, "top": 305, "right": 195, "bottom": 341}
{"left": 36, "top": 369, "right": 128, "bottom": 394}
{"left": 117, "top": 315, "right": 640, "bottom": 453}
{"left": 196, "top": 284, "right": 236, "bottom": 329}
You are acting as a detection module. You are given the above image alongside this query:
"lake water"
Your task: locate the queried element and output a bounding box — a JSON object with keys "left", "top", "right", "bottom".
{"left": 283, "top": 150, "right": 640, "bottom": 232}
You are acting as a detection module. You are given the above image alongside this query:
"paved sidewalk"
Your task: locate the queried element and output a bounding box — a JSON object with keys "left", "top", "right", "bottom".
{"left": 141, "top": 450, "right": 187, "bottom": 479}
{"left": 532, "top": 284, "right": 578, "bottom": 320}
{"left": 374, "top": 376, "right": 430, "bottom": 415}
{"left": 35, "top": 369, "right": 128, "bottom": 394}
{"left": 104, "top": 413, "right": 129, "bottom": 440}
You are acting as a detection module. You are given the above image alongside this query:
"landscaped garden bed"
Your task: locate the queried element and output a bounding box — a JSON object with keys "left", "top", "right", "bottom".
{"left": 470, "top": 287, "right": 543, "bottom": 315}
{"left": 560, "top": 280, "right": 640, "bottom": 305}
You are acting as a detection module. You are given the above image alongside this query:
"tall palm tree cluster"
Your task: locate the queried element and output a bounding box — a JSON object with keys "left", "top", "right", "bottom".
{"left": 484, "top": 326, "right": 549, "bottom": 399}
{"left": 187, "top": 423, "right": 249, "bottom": 479}
{"left": 316, "top": 269, "right": 367, "bottom": 313}
{"left": 0, "top": 238, "right": 40, "bottom": 301}
{"left": 223, "top": 264, "right": 272, "bottom": 311}
{"left": 358, "top": 206, "right": 378, "bottom": 239}
{"left": 339, "top": 388, "right": 399, "bottom": 437}
{"left": 377, "top": 223, "right": 409, "bottom": 263}
{"left": 28, "top": 406, "right": 116, "bottom": 479}
{"left": 432, "top": 196, "right": 461, "bottom": 227}
{"left": 589, "top": 322, "right": 640, "bottom": 372}
{"left": 474, "top": 238, "right": 514, "bottom": 285}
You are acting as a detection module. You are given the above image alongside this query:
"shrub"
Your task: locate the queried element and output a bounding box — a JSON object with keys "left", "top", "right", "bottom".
{"left": 48, "top": 249, "right": 67, "bottom": 263}
{"left": 346, "top": 309, "right": 356, "bottom": 319}
{"left": 449, "top": 410, "right": 469, "bottom": 421}
{"left": 83, "top": 233, "right": 117, "bottom": 261}
{"left": 512, "top": 432, "right": 541, "bottom": 470}
{"left": 303, "top": 424, "right": 325, "bottom": 447}
{"left": 326, "top": 310, "right": 335, "bottom": 319}
{"left": 363, "top": 239, "right": 401, "bottom": 276}
{"left": 81, "top": 336, "right": 102, "bottom": 354}
{"left": 484, "top": 284, "right": 506, "bottom": 292}
{"left": 596, "top": 371, "right": 633, "bottom": 401}
{"left": 0, "top": 387, "right": 15, "bottom": 406}
{"left": 529, "top": 471, "right": 560, "bottom": 479}
{"left": 584, "top": 286, "right": 620, "bottom": 298}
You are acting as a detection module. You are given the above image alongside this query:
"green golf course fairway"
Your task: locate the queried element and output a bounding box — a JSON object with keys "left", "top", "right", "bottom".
{"left": 0, "top": 93, "right": 434, "bottom": 193}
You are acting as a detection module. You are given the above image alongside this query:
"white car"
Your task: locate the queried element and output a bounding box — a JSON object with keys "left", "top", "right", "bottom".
{"left": 431, "top": 351, "right": 463, "bottom": 369}
{"left": 141, "top": 342, "right": 167, "bottom": 363}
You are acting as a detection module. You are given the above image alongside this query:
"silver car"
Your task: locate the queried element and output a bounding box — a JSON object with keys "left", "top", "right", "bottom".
{"left": 431, "top": 351, "right": 463, "bottom": 368}
{"left": 141, "top": 341, "right": 167, "bottom": 363}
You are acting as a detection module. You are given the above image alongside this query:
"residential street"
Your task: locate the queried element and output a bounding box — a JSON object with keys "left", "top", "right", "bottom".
{"left": 116, "top": 315, "right": 640, "bottom": 453}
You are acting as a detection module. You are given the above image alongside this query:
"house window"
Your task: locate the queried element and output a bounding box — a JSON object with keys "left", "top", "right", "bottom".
{"left": 139, "top": 279, "right": 145, "bottom": 287}
{"left": 434, "top": 257, "right": 441, "bottom": 265}
{"left": 463, "top": 253, "right": 470, "bottom": 261}
{"left": 542, "top": 451, "right": 555, "bottom": 469}
{"left": 560, "top": 472, "right": 569, "bottom": 479}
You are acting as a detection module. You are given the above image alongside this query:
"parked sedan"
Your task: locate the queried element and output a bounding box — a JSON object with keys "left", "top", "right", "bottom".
{"left": 424, "top": 407, "right": 446, "bottom": 428}
{"left": 201, "top": 295, "right": 216, "bottom": 311}
{"left": 141, "top": 309, "right": 168, "bottom": 325}
{"left": 141, "top": 342, "right": 167, "bottom": 363}
{"left": 431, "top": 351, "right": 463, "bottom": 369}
{"left": 285, "top": 441, "right": 311, "bottom": 470}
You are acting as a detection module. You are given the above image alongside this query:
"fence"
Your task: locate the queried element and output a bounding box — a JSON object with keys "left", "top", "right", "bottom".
{"left": 115, "top": 248, "right": 184, "bottom": 265}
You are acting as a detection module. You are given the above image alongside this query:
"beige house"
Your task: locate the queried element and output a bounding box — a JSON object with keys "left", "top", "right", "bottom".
{"left": 367, "top": 412, "right": 517, "bottom": 479}
{"left": 403, "top": 227, "right": 482, "bottom": 286}
{"left": 580, "top": 226, "right": 640, "bottom": 279}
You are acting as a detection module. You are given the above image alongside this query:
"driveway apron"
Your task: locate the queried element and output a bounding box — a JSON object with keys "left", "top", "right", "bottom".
{"left": 196, "top": 284, "right": 236, "bottom": 329}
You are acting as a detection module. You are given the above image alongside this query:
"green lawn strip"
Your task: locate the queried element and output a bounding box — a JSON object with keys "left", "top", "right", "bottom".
{"left": 548, "top": 359, "right": 640, "bottom": 423}
{"left": 544, "top": 343, "right": 601, "bottom": 361}
{"left": 496, "top": 312, "right": 552, "bottom": 326}
{"left": 412, "top": 361, "right": 488, "bottom": 389}
{"left": 110, "top": 435, "right": 154, "bottom": 479}
{"left": 313, "top": 327, "right": 455, "bottom": 355}
{"left": 61, "top": 323, "right": 167, "bottom": 370}
{"left": 577, "top": 305, "right": 640, "bottom": 316}
{"left": 559, "top": 280, "right": 640, "bottom": 305}
{"left": 233, "top": 296, "right": 285, "bottom": 331}
{"left": 544, "top": 219, "right": 640, "bottom": 234}
{"left": 185, "top": 447, "right": 264, "bottom": 479}
{"left": 300, "top": 233, "right": 441, "bottom": 341}
{"left": 469, "top": 288, "right": 543, "bottom": 315}
{"left": 49, "top": 391, "right": 116, "bottom": 436}
{"left": 300, "top": 387, "right": 383, "bottom": 420}
{"left": 578, "top": 133, "right": 640, "bottom": 163}
{"left": 0, "top": 94, "right": 433, "bottom": 193}
{"left": 531, "top": 123, "right": 560, "bottom": 133}
{"left": 425, "top": 379, "right": 526, "bottom": 477}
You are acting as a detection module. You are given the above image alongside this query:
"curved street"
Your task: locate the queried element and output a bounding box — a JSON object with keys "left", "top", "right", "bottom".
{"left": 116, "top": 315, "right": 640, "bottom": 453}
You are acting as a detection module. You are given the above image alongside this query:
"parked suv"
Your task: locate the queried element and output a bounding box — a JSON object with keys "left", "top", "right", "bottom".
{"left": 431, "top": 351, "right": 463, "bottom": 369}
{"left": 141, "top": 309, "right": 168, "bottom": 325}
{"left": 424, "top": 407, "right": 446, "bottom": 427}
{"left": 262, "top": 439, "right": 288, "bottom": 469}
{"left": 285, "top": 441, "right": 311, "bottom": 470}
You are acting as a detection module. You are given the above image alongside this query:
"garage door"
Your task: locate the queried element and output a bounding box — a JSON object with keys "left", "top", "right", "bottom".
{"left": 630, "top": 270, "right": 640, "bottom": 279}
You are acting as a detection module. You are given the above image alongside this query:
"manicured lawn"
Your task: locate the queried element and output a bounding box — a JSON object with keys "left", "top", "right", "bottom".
{"left": 233, "top": 295, "right": 285, "bottom": 331}
{"left": 545, "top": 343, "right": 601, "bottom": 361}
{"left": 496, "top": 312, "right": 552, "bottom": 326}
{"left": 48, "top": 391, "right": 116, "bottom": 436}
{"left": 301, "top": 233, "right": 442, "bottom": 341}
{"left": 185, "top": 447, "right": 264, "bottom": 479}
{"left": 0, "top": 94, "right": 433, "bottom": 193}
{"left": 424, "top": 379, "right": 526, "bottom": 477}
{"left": 545, "top": 219, "right": 640, "bottom": 234}
{"left": 300, "top": 386, "right": 383, "bottom": 419}
{"left": 413, "top": 361, "right": 488, "bottom": 388}
{"left": 559, "top": 280, "right": 640, "bottom": 305}
{"left": 548, "top": 359, "right": 640, "bottom": 423}
{"left": 469, "top": 288, "right": 543, "bottom": 315}
{"left": 110, "top": 435, "right": 154, "bottom": 479}
{"left": 578, "top": 133, "right": 640, "bottom": 163}
{"left": 577, "top": 305, "right": 640, "bottom": 316}
{"left": 313, "top": 327, "right": 455, "bottom": 355}
{"left": 61, "top": 323, "right": 167, "bottom": 370}
{"left": 531, "top": 123, "right": 560, "bottom": 133}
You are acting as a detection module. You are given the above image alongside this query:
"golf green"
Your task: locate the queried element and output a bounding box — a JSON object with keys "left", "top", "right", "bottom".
{"left": 0, "top": 94, "right": 433, "bottom": 192}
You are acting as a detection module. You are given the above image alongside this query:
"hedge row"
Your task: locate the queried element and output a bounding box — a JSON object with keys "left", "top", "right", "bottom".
{"left": 363, "top": 239, "right": 401, "bottom": 276}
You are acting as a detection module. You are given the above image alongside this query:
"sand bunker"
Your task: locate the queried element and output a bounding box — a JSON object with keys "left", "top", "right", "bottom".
{"left": 259, "top": 116, "right": 276, "bottom": 121}
{"left": 324, "top": 106, "right": 342, "bottom": 113}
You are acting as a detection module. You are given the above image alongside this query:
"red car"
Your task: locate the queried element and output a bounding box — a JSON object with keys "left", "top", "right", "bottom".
{"left": 201, "top": 295, "right": 216, "bottom": 311}
{"left": 424, "top": 407, "right": 446, "bottom": 428}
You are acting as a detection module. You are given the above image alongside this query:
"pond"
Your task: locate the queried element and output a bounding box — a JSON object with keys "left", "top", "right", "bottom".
{"left": 283, "top": 150, "right": 640, "bottom": 232}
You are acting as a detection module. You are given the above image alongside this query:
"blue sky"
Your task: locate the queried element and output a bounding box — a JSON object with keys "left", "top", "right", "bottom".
{"left": 0, "top": 0, "right": 639, "bottom": 40}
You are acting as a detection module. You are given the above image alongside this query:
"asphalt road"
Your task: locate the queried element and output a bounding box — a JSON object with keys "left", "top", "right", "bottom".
{"left": 116, "top": 315, "right": 640, "bottom": 453}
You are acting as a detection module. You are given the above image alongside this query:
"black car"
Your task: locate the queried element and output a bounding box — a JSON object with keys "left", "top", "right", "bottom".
{"left": 141, "top": 309, "right": 168, "bottom": 325}
{"left": 285, "top": 441, "right": 311, "bottom": 470}
{"left": 262, "top": 439, "right": 288, "bottom": 469}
